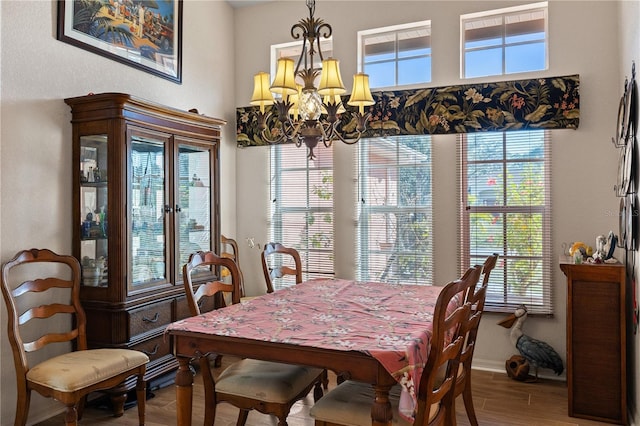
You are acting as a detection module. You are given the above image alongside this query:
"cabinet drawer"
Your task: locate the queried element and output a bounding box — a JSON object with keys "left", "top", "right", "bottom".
{"left": 130, "top": 301, "right": 172, "bottom": 337}
{"left": 175, "top": 292, "right": 219, "bottom": 320}
{"left": 131, "top": 335, "right": 171, "bottom": 363}
{"left": 175, "top": 296, "right": 192, "bottom": 321}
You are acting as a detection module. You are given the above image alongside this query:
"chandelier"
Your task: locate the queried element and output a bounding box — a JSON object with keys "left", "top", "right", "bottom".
{"left": 250, "top": 0, "right": 375, "bottom": 159}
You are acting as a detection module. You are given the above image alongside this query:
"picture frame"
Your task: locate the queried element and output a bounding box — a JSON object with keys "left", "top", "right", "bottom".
{"left": 57, "top": 0, "right": 183, "bottom": 84}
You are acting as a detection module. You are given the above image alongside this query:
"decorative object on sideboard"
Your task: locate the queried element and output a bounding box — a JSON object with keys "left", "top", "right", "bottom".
{"left": 592, "top": 231, "right": 618, "bottom": 263}
{"left": 565, "top": 241, "right": 592, "bottom": 263}
{"left": 564, "top": 233, "right": 619, "bottom": 265}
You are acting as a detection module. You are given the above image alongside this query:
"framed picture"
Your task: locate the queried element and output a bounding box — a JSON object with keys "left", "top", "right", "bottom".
{"left": 57, "top": 0, "right": 183, "bottom": 83}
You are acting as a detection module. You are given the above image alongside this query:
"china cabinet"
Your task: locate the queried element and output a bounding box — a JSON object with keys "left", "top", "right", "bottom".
{"left": 65, "top": 93, "right": 225, "bottom": 397}
{"left": 559, "top": 258, "right": 627, "bottom": 425}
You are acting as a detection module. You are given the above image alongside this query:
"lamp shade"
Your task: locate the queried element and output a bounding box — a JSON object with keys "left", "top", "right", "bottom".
{"left": 271, "top": 58, "right": 298, "bottom": 95}
{"left": 348, "top": 73, "right": 375, "bottom": 113}
{"left": 317, "top": 58, "right": 346, "bottom": 96}
{"left": 250, "top": 72, "right": 274, "bottom": 113}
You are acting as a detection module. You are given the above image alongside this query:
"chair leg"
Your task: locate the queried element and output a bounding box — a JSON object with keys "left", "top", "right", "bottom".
{"left": 76, "top": 396, "right": 86, "bottom": 420}
{"left": 110, "top": 392, "right": 127, "bottom": 417}
{"left": 203, "top": 403, "right": 215, "bottom": 426}
{"left": 14, "top": 388, "right": 31, "bottom": 426}
{"left": 321, "top": 369, "right": 329, "bottom": 389}
{"left": 276, "top": 415, "right": 289, "bottom": 426}
{"left": 462, "top": 383, "right": 479, "bottom": 426}
{"left": 213, "top": 354, "right": 223, "bottom": 368}
{"left": 64, "top": 404, "right": 78, "bottom": 426}
{"left": 443, "top": 396, "right": 457, "bottom": 426}
{"left": 313, "top": 379, "right": 323, "bottom": 402}
{"left": 236, "top": 409, "right": 250, "bottom": 426}
{"left": 136, "top": 373, "right": 146, "bottom": 426}
{"left": 199, "top": 357, "right": 217, "bottom": 426}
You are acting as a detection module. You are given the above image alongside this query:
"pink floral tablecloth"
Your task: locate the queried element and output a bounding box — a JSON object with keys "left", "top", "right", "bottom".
{"left": 167, "top": 278, "right": 457, "bottom": 422}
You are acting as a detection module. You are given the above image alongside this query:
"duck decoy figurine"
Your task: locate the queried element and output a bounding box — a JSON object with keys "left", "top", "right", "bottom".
{"left": 498, "top": 305, "right": 564, "bottom": 379}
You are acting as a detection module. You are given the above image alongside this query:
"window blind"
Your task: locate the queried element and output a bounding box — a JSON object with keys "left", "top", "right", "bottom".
{"left": 357, "top": 136, "right": 433, "bottom": 285}
{"left": 458, "top": 130, "right": 553, "bottom": 314}
{"left": 269, "top": 144, "right": 335, "bottom": 290}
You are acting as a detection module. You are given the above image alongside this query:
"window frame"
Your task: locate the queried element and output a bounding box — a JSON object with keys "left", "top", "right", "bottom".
{"left": 357, "top": 135, "right": 434, "bottom": 285}
{"left": 460, "top": 2, "right": 548, "bottom": 79}
{"left": 268, "top": 142, "right": 335, "bottom": 290}
{"left": 357, "top": 20, "right": 432, "bottom": 91}
{"left": 459, "top": 130, "right": 553, "bottom": 314}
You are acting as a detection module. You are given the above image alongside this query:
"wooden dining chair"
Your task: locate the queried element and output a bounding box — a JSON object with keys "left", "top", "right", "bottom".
{"left": 261, "top": 242, "right": 302, "bottom": 293}
{"left": 221, "top": 234, "right": 245, "bottom": 296}
{"left": 454, "top": 253, "right": 499, "bottom": 426}
{"left": 1, "top": 248, "right": 148, "bottom": 426}
{"left": 309, "top": 265, "right": 481, "bottom": 426}
{"left": 182, "top": 251, "right": 325, "bottom": 426}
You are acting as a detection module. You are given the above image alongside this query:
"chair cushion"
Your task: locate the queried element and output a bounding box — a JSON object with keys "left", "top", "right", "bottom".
{"left": 216, "top": 359, "right": 323, "bottom": 404}
{"left": 27, "top": 349, "right": 149, "bottom": 392}
{"left": 309, "top": 380, "right": 440, "bottom": 426}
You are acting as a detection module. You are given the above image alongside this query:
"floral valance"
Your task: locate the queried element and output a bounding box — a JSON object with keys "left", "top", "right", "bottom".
{"left": 236, "top": 74, "right": 579, "bottom": 147}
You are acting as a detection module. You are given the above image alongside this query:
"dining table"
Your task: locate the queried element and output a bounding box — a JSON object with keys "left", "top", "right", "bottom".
{"left": 166, "top": 277, "right": 459, "bottom": 426}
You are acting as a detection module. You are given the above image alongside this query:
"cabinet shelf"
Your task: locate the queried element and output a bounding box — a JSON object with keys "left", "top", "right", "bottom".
{"left": 80, "top": 181, "right": 108, "bottom": 187}
{"left": 80, "top": 236, "right": 107, "bottom": 242}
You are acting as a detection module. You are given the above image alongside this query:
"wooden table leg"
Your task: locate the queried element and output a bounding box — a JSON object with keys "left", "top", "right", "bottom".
{"left": 371, "top": 383, "right": 393, "bottom": 426}
{"left": 175, "top": 356, "right": 194, "bottom": 426}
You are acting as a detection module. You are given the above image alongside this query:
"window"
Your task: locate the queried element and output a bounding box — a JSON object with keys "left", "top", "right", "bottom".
{"left": 357, "top": 136, "right": 433, "bottom": 285}
{"left": 459, "top": 130, "right": 552, "bottom": 314}
{"left": 358, "top": 21, "right": 431, "bottom": 89}
{"left": 461, "top": 2, "right": 548, "bottom": 78}
{"left": 269, "top": 144, "right": 335, "bottom": 290}
{"left": 267, "top": 40, "right": 335, "bottom": 290}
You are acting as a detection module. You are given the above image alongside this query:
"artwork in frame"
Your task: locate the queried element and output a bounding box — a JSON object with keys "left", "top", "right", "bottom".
{"left": 57, "top": 0, "right": 183, "bottom": 83}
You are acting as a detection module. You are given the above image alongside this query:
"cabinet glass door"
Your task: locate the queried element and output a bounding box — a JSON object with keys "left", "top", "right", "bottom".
{"left": 80, "top": 135, "right": 108, "bottom": 287}
{"left": 176, "top": 143, "right": 212, "bottom": 278}
{"left": 129, "top": 131, "right": 169, "bottom": 289}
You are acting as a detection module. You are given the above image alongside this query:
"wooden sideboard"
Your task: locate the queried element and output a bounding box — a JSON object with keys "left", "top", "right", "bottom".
{"left": 559, "top": 258, "right": 627, "bottom": 425}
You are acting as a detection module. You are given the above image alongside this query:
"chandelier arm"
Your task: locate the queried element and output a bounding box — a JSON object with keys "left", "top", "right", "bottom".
{"left": 319, "top": 121, "right": 334, "bottom": 148}
{"left": 291, "top": 22, "right": 307, "bottom": 41}
{"left": 258, "top": 117, "right": 302, "bottom": 145}
{"left": 328, "top": 128, "right": 361, "bottom": 145}
{"left": 259, "top": 129, "right": 286, "bottom": 144}
{"left": 328, "top": 111, "right": 373, "bottom": 145}
{"left": 316, "top": 22, "right": 332, "bottom": 40}
{"left": 289, "top": 120, "right": 304, "bottom": 142}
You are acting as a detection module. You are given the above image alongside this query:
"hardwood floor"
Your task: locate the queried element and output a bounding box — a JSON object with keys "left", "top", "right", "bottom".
{"left": 36, "top": 356, "right": 614, "bottom": 426}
